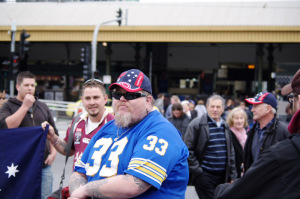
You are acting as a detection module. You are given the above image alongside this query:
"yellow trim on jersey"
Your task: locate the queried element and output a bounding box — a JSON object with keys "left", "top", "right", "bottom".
{"left": 129, "top": 166, "right": 165, "bottom": 183}
{"left": 129, "top": 160, "right": 166, "bottom": 177}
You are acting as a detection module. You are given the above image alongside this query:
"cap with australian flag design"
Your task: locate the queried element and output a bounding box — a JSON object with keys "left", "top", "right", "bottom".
{"left": 109, "top": 69, "right": 152, "bottom": 94}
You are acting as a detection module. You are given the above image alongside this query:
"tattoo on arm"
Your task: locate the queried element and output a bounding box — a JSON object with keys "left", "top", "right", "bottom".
{"left": 130, "top": 175, "right": 151, "bottom": 192}
{"left": 58, "top": 140, "right": 67, "bottom": 153}
{"left": 69, "top": 172, "right": 87, "bottom": 194}
{"left": 85, "top": 178, "right": 111, "bottom": 199}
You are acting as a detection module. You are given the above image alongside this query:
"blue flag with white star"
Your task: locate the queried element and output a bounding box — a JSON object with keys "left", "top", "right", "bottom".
{"left": 0, "top": 125, "right": 48, "bottom": 199}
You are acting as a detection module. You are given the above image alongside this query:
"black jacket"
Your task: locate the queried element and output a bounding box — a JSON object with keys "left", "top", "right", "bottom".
{"left": 184, "top": 114, "right": 237, "bottom": 183}
{"left": 243, "top": 117, "right": 289, "bottom": 173}
{"left": 230, "top": 130, "right": 245, "bottom": 178}
{"left": 0, "top": 97, "right": 58, "bottom": 166}
{"left": 215, "top": 133, "right": 300, "bottom": 199}
{"left": 168, "top": 114, "right": 191, "bottom": 139}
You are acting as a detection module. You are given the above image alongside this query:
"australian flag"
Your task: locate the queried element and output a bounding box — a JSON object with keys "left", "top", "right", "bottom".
{"left": 0, "top": 125, "right": 48, "bottom": 199}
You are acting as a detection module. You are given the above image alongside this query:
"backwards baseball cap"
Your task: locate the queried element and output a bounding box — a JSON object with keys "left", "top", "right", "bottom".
{"left": 109, "top": 69, "right": 152, "bottom": 94}
{"left": 281, "top": 69, "right": 300, "bottom": 96}
{"left": 245, "top": 92, "right": 278, "bottom": 110}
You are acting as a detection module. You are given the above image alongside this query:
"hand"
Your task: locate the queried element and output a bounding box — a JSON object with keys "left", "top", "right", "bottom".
{"left": 45, "top": 153, "right": 55, "bottom": 165}
{"left": 68, "top": 185, "right": 88, "bottom": 199}
{"left": 22, "top": 94, "right": 35, "bottom": 110}
{"left": 41, "top": 121, "right": 56, "bottom": 141}
{"left": 0, "top": 98, "right": 7, "bottom": 108}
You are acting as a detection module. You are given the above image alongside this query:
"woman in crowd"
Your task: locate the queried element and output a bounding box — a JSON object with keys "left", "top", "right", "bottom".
{"left": 226, "top": 107, "right": 248, "bottom": 178}
{"left": 168, "top": 102, "right": 191, "bottom": 139}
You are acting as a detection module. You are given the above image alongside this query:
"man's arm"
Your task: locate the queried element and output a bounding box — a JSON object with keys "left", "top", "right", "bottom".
{"left": 45, "top": 142, "right": 57, "bottom": 165}
{"left": 183, "top": 119, "right": 203, "bottom": 175}
{"left": 5, "top": 94, "right": 35, "bottom": 128}
{"left": 69, "top": 171, "right": 88, "bottom": 194}
{"left": 214, "top": 147, "right": 277, "bottom": 199}
{"left": 42, "top": 121, "right": 74, "bottom": 156}
{"left": 69, "top": 173, "right": 151, "bottom": 199}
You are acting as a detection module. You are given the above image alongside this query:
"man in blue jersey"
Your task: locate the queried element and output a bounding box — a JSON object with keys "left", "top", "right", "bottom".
{"left": 67, "top": 69, "right": 189, "bottom": 199}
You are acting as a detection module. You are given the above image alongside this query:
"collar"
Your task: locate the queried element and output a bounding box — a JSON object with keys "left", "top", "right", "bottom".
{"left": 207, "top": 115, "right": 224, "bottom": 127}
{"left": 256, "top": 117, "right": 275, "bottom": 131}
{"left": 79, "top": 109, "right": 109, "bottom": 135}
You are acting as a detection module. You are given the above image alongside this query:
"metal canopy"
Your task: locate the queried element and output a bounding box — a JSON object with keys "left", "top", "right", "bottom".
{"left": 0, "top": 1, "right": 300, "bottom": 42}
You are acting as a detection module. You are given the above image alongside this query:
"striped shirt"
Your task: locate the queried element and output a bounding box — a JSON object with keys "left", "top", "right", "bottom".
{"left": 202, "top": 116, "right": 227, "bottom": 174}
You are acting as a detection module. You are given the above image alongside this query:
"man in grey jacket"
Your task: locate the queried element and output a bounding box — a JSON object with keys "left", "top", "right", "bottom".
{"left": 184, "top": 94, "right": 237, "bottom": 199}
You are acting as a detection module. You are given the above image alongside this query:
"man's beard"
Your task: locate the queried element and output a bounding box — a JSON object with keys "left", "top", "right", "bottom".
{"left": 114, "top": 111, "right": 146, "bottom": 128}
{"left": 114, "top": 112, "right": 133, "bottom": 128}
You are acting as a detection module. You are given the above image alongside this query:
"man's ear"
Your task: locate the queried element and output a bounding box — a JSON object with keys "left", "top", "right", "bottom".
{"left": 16, "top": 84, "right": 19, "bottom": 91}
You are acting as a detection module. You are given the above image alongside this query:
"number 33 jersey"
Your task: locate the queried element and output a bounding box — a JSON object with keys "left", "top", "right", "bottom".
{"left": 74, "top": 110, "right": 189, "bottom": 198}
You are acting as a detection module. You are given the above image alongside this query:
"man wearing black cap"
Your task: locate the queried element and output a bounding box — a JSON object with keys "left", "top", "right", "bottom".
{"left": 68, "top": 69, "right": 189, "bottom": 199}
{"left": 214, "top": 70, "right": 300, "bottom": 199}
{"left": 243, "top": 92, "right": 289, "bottom": 173}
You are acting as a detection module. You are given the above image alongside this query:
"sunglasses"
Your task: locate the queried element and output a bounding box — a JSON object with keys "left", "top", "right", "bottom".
{"left": 84, "top": 79, "right": 104, "bottom": 85}
{"left": 112, "top": 91, "right": 147, "bottom": 101}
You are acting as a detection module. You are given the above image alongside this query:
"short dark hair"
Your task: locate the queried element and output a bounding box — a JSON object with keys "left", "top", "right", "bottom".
{"left": 172, "top": 103, "right": 183, "bottom": 111}
{"left": 17, "top": 71, "right": 35, "bottom": 85}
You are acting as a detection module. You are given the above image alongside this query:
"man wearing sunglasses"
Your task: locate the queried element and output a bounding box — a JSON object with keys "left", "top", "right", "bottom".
{"left": 68, "top": 69, "right": 189, "bottom": 199}
{"left": 45, "top": 79, "right": 114, "bottom": 169}
{"left": 215, "top": 69, "right": 300, "bottom": 199}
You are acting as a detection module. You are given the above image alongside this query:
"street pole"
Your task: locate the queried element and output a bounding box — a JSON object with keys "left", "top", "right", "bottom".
{"left": 149, "top": 51, "right": 153, "bottom": 85}
{"left": 9, "top": 21, "right": 17, "bottom": 97}
{"left": 91, "top": 11, "right": 127, "bottom": 78}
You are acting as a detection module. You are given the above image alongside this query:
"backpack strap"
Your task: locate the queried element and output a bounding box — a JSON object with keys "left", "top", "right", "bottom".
{"left": 59, "top": 112, "right": 83, "bottom": 189}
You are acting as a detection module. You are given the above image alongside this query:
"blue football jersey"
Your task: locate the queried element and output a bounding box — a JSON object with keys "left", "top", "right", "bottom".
{"left": 75, "top": 110, "right": 189, "bottom": 198}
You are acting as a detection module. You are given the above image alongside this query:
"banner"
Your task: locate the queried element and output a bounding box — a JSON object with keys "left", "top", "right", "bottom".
{"left": 0, "top": 126, "right": 48, "bottom": 199}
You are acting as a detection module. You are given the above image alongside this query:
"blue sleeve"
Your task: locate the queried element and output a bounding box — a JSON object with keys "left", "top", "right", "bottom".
{"left": 124, "top": 123, "right": 183, "bottom": 189}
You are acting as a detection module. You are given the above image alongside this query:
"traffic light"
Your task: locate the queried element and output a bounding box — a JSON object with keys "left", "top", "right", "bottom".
{"left": 19, "top": 30, "right": 30, "bottom": 60}
{"left": 11, "top": 53, "right": 20, "bottom": 75}
{"left": 1, "top": 60, "right": 9, "bottom": 77}
{"left": 116, "top": 8, "right": 122, "bottom": 26}
{"left": 81, "top": 46, "right": 91, "bottom": 80}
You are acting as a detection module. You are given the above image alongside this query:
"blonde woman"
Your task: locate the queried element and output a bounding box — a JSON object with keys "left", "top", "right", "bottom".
{"left": 226, "top": 107, "right": 248, "bottom": 178}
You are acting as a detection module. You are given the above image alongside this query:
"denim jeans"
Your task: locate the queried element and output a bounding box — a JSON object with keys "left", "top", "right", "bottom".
{"left": 41, "top": 165, "right": 53, "bottom": 199}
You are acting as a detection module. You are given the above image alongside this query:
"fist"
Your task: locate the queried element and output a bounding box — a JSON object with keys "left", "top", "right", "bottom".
{"left": 23, "top": 94, "right": 35, "bottom": 109}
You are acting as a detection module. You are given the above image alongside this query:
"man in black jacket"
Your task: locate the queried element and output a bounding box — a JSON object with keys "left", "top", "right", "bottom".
{"left": 215, "top": 69, "right": 300, "bottom": 199}
{"left": 243, "top": 92, "right": 289, "bottom": 172}
{"left": 0, "top": 71, "right": 58, "bottom": 199}
{"left": 184, "top": 94, "right": 237, "bottom": 199}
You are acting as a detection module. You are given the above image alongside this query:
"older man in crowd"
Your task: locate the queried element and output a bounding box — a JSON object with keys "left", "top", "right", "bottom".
{"left": 215, "top": 69, "right": 300, "bottom": 199}
{"left": 243, "top": 92, "right": 289, "bottom": 172}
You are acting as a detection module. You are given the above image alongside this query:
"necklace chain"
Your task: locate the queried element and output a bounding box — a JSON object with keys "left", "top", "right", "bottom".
{"left": 115, "top": 127, "right": 131, "bottom": 141}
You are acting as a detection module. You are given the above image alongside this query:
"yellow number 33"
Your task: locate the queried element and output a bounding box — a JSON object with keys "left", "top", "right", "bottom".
{"left": 143, "top": 135, "right": 169, "bottom": 156}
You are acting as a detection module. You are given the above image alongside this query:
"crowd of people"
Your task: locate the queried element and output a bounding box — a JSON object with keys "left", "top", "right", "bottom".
{"left": 0, "top": 68, "right": 299, "bottom": 199}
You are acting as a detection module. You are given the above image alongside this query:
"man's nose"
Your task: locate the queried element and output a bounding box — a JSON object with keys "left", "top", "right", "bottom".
{"left": 120, "top": 95, "right": 127, "bottom": 101}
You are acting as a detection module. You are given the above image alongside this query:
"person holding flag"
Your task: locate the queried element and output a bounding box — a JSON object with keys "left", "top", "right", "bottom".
{"left": 0, "top": 71, "right": 58, "bottom": 199}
